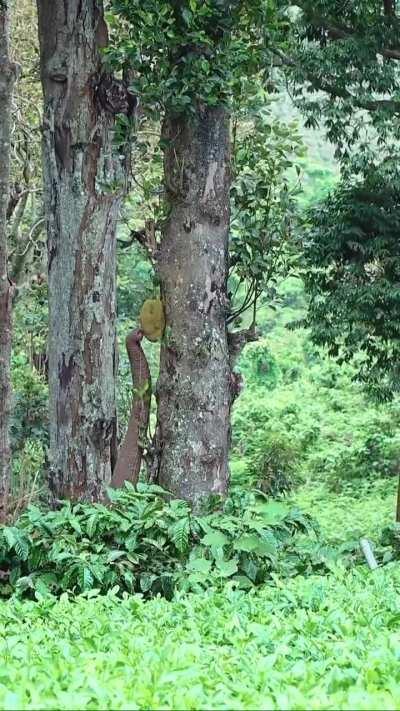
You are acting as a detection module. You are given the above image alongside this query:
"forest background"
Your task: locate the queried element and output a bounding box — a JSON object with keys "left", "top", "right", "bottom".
{"left": 1, "top": 1, "right": 400, "bottom": 708}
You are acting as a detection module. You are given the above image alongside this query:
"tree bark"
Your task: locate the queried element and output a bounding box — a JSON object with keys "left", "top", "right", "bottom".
{"left": 0, "top": 1, "right": 18, "bottom": 520}
{"left": 36, "top": 1, "right": 130, "bottom": 501}
{"left": 155, "top": 107, "right": 232, "bottom": 508}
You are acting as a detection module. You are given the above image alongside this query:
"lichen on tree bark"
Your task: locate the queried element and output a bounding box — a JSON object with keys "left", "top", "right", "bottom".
{"left": 155, "top": 106, "right": 232, "bottom": 509}
{"left": 36, "top": 1, "right": 131, "bottom": 501}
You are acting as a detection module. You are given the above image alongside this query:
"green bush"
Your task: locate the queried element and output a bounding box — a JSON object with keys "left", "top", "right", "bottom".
{"left": 238, "top": 339, "right": 280, "bottom": 390}
{"left": 247, "top": 430, "right": 300, "bottom": 495}
{"left": 1, "top": 564, "right": 400, "bottom": 710}
{"left": 0, "top": 483, "right": 353, "bottom": 601}
{"left": 11, "top": 352, "right": 48, "bottom": 453}
{"left": 233, "top": 330, "right": 400, "bottom": 491}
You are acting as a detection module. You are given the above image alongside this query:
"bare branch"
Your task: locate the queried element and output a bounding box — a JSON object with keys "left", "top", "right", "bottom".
{"left": 11, "top": 216, "right": 45, "bottom": 288}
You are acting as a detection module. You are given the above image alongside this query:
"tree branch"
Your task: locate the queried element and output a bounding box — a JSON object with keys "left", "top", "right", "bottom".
{"left": 294, "top": 1, "right": 400, "bottom": 60}
{"left": 271, "top": 47, "right": 400, "bottom": 114}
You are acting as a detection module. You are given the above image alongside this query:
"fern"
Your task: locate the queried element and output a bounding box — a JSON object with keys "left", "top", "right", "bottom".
{"left": 3, "top": 527, "right": 30, "bottom": 561}
{"left": 81, "top": 566, "right": 94, "bottom": 592}
{"left": 169, "top": 517, "right": 190, "bottom": 554}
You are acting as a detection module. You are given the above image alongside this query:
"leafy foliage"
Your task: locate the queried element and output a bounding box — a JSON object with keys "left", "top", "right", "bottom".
{"left": 0, "top": 482, "right": 347, "bottom": 600}
{"left": 303, "top": 161, "right": 400, "bottom": 399}
{"left": 233, "top": 310, "right": 400, "bottom": 490}
{"left": 107, "top": 0, "right": 274, "bottom": 115}
{"left": 296, "top": 477, "right": 397, "bottom": 545}
{"left": 285, "top": 1, "right": 400, "bottom": 157}
{"left": 11, "top": 352, "right": 48, "bottom": 452}
{"left": 2, "top": 561, "right": 400, "bottom": 709}
{"left": 247, "top": 431, "right": 300, "bottom": 496}
{"left": 229, "top": 108, "right": 303, "bottom": 324}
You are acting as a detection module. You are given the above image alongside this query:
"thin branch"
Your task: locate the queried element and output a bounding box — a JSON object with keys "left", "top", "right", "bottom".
{"left": 271, "top": 47, "right": 400, "bottom": 113}
{"left": 293, "top": 1, "right": 400, "bottom": 61}
{"left": 11, "top": 217, "right": 45, "bottom": 288}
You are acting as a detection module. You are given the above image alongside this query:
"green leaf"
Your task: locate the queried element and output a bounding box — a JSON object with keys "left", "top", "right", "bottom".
{"left": 254, "top": 502, "right": 290, "bottom": 525}
{"left": 3, "top": 527, "right": 30, "bottom": 561}
{"left": 169, "top": 517, "right": 190, "bottom": 553}
{"left": 201, "top": 531, "right": 229, "bottom": 548}
{"left": 82, "top": 567, "right": 94, "bottom": 592}
{"left": 187, "top": 558, "right": 212, "bottom": 574}
{"left": 215, "top": 559, "right": 238, "bottom": 577}
{"left": 256, "top": 537, "right": 278, "bottom": 558}
{"left": 107, "top": 550, "right": 126, "bottom": 563}
{"left": 234, "top": 534, "right": 260, "bottom": 552}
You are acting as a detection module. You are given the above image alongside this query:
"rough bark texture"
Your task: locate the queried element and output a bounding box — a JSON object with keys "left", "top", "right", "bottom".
{"left": 111, "top": 330, "right": 151, "bottom": 488}
{"left": 155, "top": 107, "right": 232, "bottom": 508}
{"left": 36, "top": 1, "right": 129, "bottom": 501}
{"left": 0, "top": 1, "right": 18, "bottom": 520}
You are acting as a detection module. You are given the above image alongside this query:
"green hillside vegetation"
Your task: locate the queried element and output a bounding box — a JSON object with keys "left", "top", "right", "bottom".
{"left": 2, "top": 1, "right": 400, "bottom": 708}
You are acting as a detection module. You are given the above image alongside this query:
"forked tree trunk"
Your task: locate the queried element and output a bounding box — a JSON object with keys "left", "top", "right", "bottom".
{"left": 36, "top": 1, "right": 130, "bottom": 501}
{"left": 155, "top": 107, "right": 232, "bottom": 508}
{"left": 0, "top": 1, "right": 18, "bottom": 520}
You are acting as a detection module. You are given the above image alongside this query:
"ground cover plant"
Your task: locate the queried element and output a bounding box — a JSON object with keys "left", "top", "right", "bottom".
{"left": 0, "top": 483, "right": 331, "bottom": 599}
{"left": 1, "top": 545, "right": 399, "bottom": 708}
{"left": 1, "top": 475, "right": 399, "bottom": 710}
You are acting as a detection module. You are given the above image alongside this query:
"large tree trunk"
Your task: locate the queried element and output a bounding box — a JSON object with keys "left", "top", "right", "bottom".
{"left": 155, "top": 107, "right": 232, "bottom": 508}
{"left": 36, "top": 1, "right": 130, "bottom": 501}
{"left": 0, "top": 1, "right": 18, "bottom": 520}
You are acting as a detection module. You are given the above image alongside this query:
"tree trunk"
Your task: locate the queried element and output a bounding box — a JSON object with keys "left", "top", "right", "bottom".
{"left": 0, "top": 1, "right": 18, "bottom": 520}
{"left": 36, "top": 1, "right": 130, "bottom": 501}
{"left": 155, "top": 107, "right": 232, "bottom": 508}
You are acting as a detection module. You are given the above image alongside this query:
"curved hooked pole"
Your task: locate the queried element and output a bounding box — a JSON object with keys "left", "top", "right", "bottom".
{"left": 111, "top": 329, "right": 151, "bottom": 488}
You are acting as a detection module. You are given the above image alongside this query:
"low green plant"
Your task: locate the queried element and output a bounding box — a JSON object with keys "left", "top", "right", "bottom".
{"left": 1, "top": 563, "right": 400, "bottom": 710}
{"left": 0, "top": 483, "right": 350, "bottom": 601}
{"left": 246, "top": 431, "right": 300, "bottom": 495}
{"left": 294, "top": 478, "right": 397, "bottom": 545}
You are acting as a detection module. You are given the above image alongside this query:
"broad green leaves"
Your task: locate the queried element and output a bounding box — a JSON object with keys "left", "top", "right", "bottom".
{"left": 107, "top": 0, "right": 274, "bottom": 116}
{"left": 2, "top": 562, "right": 400, "bottom": 709}
{"left": 0, "top": 483, "right": 324, "bottom": 600}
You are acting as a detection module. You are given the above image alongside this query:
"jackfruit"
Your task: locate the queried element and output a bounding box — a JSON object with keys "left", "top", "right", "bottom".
{"left": 140, "top": 298, "right": 165, "bottom": 342}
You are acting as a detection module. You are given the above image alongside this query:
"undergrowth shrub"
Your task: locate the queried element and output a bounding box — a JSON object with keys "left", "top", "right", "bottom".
{"left": 233, "top": 333, "right": 400, "bottom": 491}
{"left": 247, "top": 431, "right": 300, "bottom": 495}
{"left": 379, "top": 523, "right": 400, "bottom": 565}
{"left": 11, "top": 352, "right": 48, "bottom": 454}
{"left": 0, "top": 484, "right": 352, "bottom": 601}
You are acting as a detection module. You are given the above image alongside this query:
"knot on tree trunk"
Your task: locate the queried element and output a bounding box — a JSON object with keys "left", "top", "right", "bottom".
{"left": 95, "top": 73, "right": 138, "bottom": 117}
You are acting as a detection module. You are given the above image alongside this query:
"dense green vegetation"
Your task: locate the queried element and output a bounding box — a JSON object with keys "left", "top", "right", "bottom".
{"left": 2, "top": 1, "right": 400, "bottom": 709}
{"left": 1, "top": 485, "right": 399, "bottom": 710}
{"left": 3, "top": 262, "right": 400, "bottom": 707}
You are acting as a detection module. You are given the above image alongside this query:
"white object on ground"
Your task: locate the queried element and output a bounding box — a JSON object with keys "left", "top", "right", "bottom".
{"left": 359, "top": 538, "right": 379, "bottom": 570}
